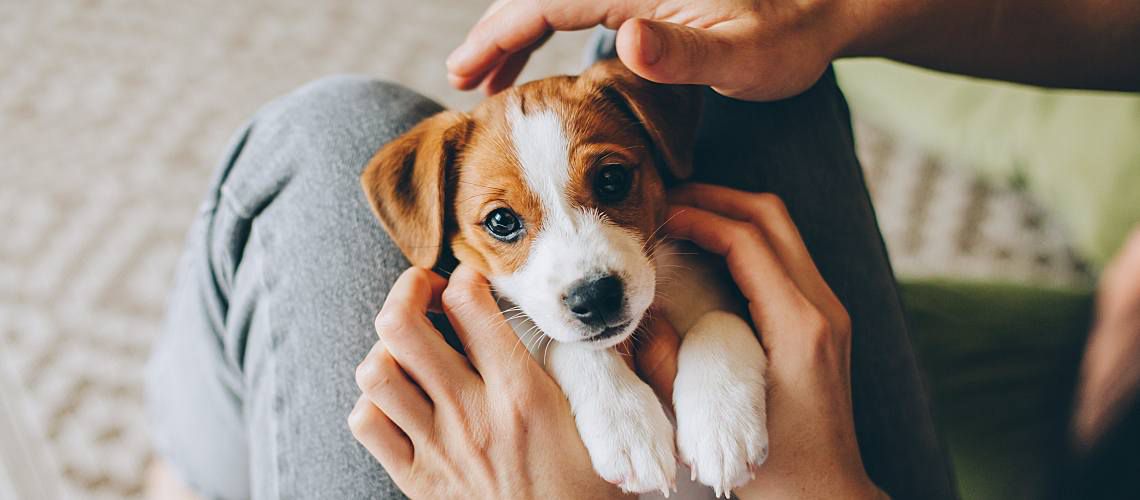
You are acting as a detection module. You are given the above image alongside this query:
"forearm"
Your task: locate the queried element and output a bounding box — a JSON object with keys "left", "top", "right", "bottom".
{"left": 839, "top": 0, "right": 1140, "bottom": 91}
{"left": 734, "top": 471, "right": 888, "bottom": 500}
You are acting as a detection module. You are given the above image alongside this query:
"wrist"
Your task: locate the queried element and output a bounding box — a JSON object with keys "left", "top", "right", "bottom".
{"left": 800, "top": 0, "right": 865, "bottom": 63}
{"left": 826, "top": 475, "right": 888, "bottom": 500}
{"left": 831, "top": 0, "right": 925, "bottom": 59}
{"left": 734, "top": 466, "right": 883, "bottom": 500}
{"left": 857, "top": 478, "right": 891, "bottom": 500}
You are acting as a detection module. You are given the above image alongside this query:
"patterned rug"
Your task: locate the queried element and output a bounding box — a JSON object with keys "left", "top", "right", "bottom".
{"left": 0, "top": 1, "right": 1090, "bottom": 498}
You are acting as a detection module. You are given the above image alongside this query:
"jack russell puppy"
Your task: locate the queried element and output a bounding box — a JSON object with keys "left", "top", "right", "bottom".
{"left": 362, "top": 59, "right": 768, "bottom": 498}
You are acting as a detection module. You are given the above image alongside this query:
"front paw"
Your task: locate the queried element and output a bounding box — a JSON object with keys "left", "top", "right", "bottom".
{"left": 577, "top": 382, "right": 677, "bottom": 495}
{"left": 674, "top": 311, "right": 769, "bottom": 497}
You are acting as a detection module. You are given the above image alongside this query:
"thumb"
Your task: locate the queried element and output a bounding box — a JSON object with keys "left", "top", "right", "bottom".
{"left": 442, "top": 264, "right": 530, "bottom": 377}
{"left": 615, "top": 18, "right": 754, "bottom": 90}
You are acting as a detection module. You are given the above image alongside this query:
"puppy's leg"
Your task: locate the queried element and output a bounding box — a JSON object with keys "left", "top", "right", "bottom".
{"left": 547, "top": 342, "right": 677, "bottom": 495}
{"left": 674, "top": 311, "right": 769, "bottom": 497}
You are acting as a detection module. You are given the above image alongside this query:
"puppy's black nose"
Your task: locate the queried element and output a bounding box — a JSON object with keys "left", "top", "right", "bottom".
{"left": 563, "top": 275, "right": 624, "bottom": 327}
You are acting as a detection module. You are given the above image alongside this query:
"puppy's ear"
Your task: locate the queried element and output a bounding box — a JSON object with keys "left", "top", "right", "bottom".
{"left": 582, "top": 59, "right": 702, "bottom": 180}
{"left": 361, "top": 110, "right": 471, "bottom": 269}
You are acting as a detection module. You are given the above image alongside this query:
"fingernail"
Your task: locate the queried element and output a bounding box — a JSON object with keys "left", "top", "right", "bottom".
{"left": 347, "top": 400, "right": 366, "bottom": 427}
{"left": 639, "top": 22, "right": 663, "bottom": 66}
{"left": 356, "top": 360, "right": 378, "bottom": 384}
{"left": 446, "top": 44, "right": 470, "bottom": 72}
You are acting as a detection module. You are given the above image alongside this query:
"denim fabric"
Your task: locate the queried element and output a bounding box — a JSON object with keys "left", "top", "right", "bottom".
{"left": 147, "top": 76, "right": 439, "bottom": 499}
{"left": 146, "top": 35, "right": 956, "bottom": 500}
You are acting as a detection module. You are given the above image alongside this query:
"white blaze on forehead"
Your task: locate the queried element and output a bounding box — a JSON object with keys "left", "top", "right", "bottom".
{"left": 506, "top": 100, "right": 575, "bottom": 228}
{"left": 497, "top": 97, "right": 656, "bottom": 346}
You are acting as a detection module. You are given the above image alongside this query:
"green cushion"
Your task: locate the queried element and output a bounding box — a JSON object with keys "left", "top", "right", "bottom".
{"left": 899, "top": 279, "right": 1092, "bottom": 499}
{"left": 837, "top": 59, "right": 1140, "bottom": 267}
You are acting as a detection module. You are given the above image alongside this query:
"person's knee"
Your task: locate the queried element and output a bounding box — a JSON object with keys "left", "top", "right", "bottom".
{"left": 227, "top": 74, "right": 444, "bottom": 198}
{"left": 260, "top": 75, "right": 443, "bottom": 134}
{"left": 289, "top": 75, "right": 406, "bottom": 110}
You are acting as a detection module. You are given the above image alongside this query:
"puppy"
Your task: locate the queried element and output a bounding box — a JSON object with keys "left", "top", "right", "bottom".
{"left": 362, "top": 60, "right": 768, "bottom": 498}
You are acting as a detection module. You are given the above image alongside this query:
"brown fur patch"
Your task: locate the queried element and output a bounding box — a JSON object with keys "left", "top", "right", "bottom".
{"left": 447, "top": 73, "right": 670, "bottom": 277}
{"left": 448, "top": 96, "right": 542, "bottom": 277}
{"left": 362, "top": 60, "right": 697, "bottom": 274}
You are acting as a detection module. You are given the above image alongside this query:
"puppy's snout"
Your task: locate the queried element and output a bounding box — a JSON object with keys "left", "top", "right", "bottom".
{"left": 563, "top": 275, "right": 624, "bottom": 327}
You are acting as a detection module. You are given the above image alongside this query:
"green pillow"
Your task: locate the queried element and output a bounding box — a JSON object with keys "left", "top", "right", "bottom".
{"left": 837, "top": 59, "right": 1140, "bottom": 267}
{"left": 900, "top": 279, "right": 1092, "bottom": 500}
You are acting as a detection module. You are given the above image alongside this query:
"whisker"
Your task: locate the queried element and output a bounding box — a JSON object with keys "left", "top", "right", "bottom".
{"left": 542, "top": 335, "right": 554, "bottom": 367}
{"left": 512, "top": 323, "right": 542, "bottom": 364}
{"left": 642, "top": 209, "right": 686, "bottom": 255}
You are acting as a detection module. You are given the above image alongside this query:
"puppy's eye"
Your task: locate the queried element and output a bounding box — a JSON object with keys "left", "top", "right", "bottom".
{"left": 594, "top": 164, "right": 632, "bottom": 202}
{"left": 484, "top": 208, "right": 523, "bottom": 241}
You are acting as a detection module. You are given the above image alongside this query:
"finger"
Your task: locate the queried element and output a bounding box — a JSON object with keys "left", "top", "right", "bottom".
{"left": 377, "top": 268, "right": 476, "bottom": 398}
{"left": 668, "top": 185, "right": 841, "bottom": 318}
{"left": 663, "top": 205, "right": 818, "bottom": 350}
{"left": 634, "top": 314, "right": 680, "bottom": 405}
{"left": 479, "top": 44, "right": 537, "bottom": 95}
{"left": 480, "top": 29, "right": 552, "bottom": 94}
{"left": 447, "top": 0, "right": 527, "bottom": 91}
{"left": 348, "top": 395, "right": 413, "bottom": 476}
{"left": 442, "top": 263, "right": 538, "bottom": 380}
{"left": 447, "top": 0, "right": 549, "bottom": 83}
{"left": 447, "top": 1, "right": 650, "bottom": 84}
{"left": 356, "top": 342, "right": 433, "bottom": 441}
{"left": 669, "top": 186, "right": 804, "bottom": 258}
{"left": 382, "top": 267, "right": 447, "bottom": 315}
{"left": 615, "top": 18, "right": 761, "bottom": 91}
{"left": 670, "top": 186, "right": 834, "bottom": 293}
{"left": 1100, "top": 225, "right": 1140, "bottom": 304}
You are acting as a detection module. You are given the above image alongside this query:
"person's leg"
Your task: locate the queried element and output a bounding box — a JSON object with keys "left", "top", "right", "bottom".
{"left": 146, "top": 76, "right": 442, "bottom": 499}
{"left": 1063, "top": 394, "right": 1140, "bottom": 499}
{"left": 587, "top": 32, "right": 958, "bottom": 499}
{"left": 692, "top": 74, "right": 957, "bottom": 500}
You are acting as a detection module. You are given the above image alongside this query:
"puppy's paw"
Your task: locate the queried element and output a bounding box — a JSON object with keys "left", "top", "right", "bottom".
{"left": 577, "top": 381, "right": 677, "bottom": 495}
{"left": 674, "top": 311, "right": 769, "bottom": 497}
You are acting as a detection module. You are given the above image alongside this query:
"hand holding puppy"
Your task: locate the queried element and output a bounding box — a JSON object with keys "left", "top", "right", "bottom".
{"left": 639, "top": 184, "right": 884, "bottom": 499}
{"left": 351, "top": 185, "right": 884, "bottom": 499}
{"left": 349, "top": 265, "right": 625, "bottom": 499}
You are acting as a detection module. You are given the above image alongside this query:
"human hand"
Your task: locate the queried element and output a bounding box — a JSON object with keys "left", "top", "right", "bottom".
{"left": 1074, "top": 226, "right": 1140, "bottom": 449}
{"left": 349, "top": 265, "right": 625, "bottom": 499}
{"left": 633, "top": 184, "right": 885, "bottom": 499}
{"left": 446, "top": 0, "right": 854, "bottom": 101}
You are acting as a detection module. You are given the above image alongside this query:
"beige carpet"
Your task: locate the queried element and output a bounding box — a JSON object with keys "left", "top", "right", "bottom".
{"left": 0, "top": 1, "right": 1089, "bottom": 498}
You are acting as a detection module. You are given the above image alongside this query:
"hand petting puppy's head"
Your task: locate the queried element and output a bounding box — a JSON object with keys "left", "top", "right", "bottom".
{"left": 363, "top": 59, "right": 702, "bottom": 348}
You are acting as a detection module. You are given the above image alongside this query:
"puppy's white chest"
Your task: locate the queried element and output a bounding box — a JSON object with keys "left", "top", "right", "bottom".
{"left": 499, "top": 242, "right": 768, "bottom": 499}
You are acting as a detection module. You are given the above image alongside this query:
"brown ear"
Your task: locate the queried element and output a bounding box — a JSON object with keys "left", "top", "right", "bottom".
{"left": 581, "top": 59, "right": 703, "bottom": 180}
{"left": 361, "top": 110, "right": 470, "bottom": 268}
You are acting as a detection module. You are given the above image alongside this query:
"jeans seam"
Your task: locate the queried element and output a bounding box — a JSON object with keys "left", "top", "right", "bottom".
{"left": 250, "top": 220, "right": 281, "bottom": 500}
{"left": 220, "top": 183, "right": 255, "bottom": 220}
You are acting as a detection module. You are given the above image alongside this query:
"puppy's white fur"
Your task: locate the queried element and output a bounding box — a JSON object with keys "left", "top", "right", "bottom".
{"left": 656, "top": 245, "right": 770, "bottom": 498}
{"left": 674, "top": 312, "right": 769, "bottom": 496}
{"left": 494, "top": 103, "right": 653, "bottom": 347}
{"left": 548, "top": 342, "right": 677, "bottom": 495}
{"left": 495, "top": 101, "right": 769, "bottom": 498}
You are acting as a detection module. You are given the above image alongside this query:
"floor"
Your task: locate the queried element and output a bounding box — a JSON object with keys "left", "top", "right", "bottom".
{"left": 0, "top": 1, "right": 1090, "bottom": 498}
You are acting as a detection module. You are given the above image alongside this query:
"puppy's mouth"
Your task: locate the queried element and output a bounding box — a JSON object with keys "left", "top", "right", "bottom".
{"left": 587, "top": 320, "right": 634, "bottom": 343}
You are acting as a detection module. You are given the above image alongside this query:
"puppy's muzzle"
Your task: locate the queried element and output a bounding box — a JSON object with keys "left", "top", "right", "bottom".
{"left": 563, "top": 274, "right": 626, "bottom": 330}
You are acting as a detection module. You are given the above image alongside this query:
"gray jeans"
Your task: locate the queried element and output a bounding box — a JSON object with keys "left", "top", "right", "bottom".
{"left": 146, "top": 55, "right": 957, "bottom": 500}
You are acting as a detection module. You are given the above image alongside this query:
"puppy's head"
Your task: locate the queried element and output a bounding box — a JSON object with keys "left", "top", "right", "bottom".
{"left": 363, "top": 60, "right": 701, "bottom": 348}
